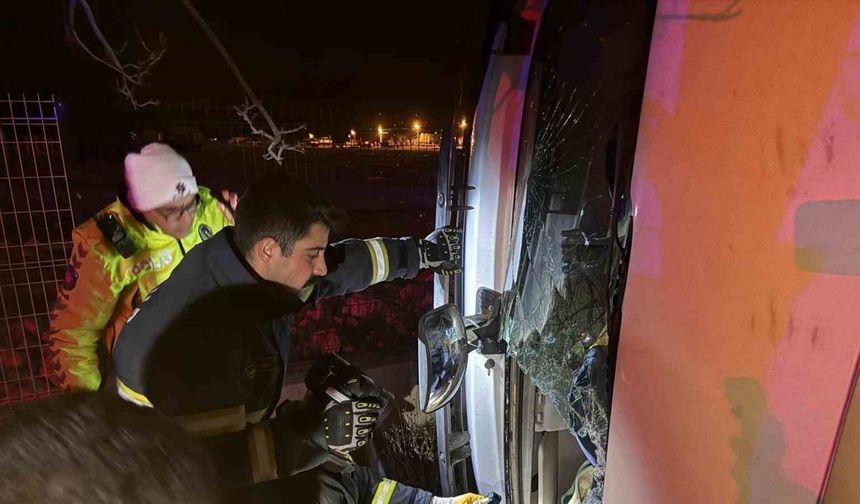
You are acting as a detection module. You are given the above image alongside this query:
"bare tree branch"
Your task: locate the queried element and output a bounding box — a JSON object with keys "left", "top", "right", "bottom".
{"left": 66, "top": 0, "right": 166, "bottom": 109}
{"left": 234, "top": 100, "right": 306, "bottom": 162}
{"left": 178, "top": 0, "right": 305, "bottom": 164}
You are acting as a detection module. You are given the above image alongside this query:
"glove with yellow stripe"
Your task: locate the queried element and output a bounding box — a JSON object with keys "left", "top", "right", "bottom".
{"left": 305, "top": 354, "right": 392, "bottom": 453}
{"left": 419, "top": 226, "right": 463, "bottom": 275}
{"left": 430, "top": 493, "right": 497, "bottom": 504}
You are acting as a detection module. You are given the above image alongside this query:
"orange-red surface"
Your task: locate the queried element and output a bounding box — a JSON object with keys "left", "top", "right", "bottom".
{"left": 606, "top": 1, "right": 860, "bottom": 502}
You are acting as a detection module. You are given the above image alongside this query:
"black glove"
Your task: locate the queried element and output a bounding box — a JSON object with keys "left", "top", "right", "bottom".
{"left": 419, "top": 226, "right": 463, "bottom": 275}
{"left": 305, "top": 354, "right": 392, "bottom": 453}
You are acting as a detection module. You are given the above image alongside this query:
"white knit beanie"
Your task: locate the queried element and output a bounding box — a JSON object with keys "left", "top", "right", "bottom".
{"left": 124, "top": 143, "right": 198, "bottom": 212}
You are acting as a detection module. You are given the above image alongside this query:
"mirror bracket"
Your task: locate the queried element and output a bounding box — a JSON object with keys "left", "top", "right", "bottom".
{"left": 466, "top": 295, "right": 506, "bottom": 355}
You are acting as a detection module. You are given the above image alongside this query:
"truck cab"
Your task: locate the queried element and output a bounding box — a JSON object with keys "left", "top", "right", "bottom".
{"left": 417, "top": 1, "right": 860, "bottom": 503}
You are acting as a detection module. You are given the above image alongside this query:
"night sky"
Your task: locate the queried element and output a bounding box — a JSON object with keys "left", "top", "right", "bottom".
{"left": 2, "top": 0, "right": 492, "bottom": 130}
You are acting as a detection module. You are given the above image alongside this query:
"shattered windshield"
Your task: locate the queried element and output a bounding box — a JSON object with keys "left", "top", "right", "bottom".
{"left": 499, "top": 1, "right": 652, "bottom": 501}
{"left": 499, "top": 68, "right": 619, "bottom": 462}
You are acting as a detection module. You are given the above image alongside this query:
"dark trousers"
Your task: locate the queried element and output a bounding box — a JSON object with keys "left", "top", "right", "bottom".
{"left": 227, "top": 466, "right": 374, "bottom": 504}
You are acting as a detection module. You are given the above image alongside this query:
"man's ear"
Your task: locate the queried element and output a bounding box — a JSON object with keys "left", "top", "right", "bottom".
{"left": 254, "top": 237, "right": 280, "bottom": 264}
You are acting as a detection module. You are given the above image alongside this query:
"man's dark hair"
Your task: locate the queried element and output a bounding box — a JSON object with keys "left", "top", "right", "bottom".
{"left": 233, "top": 170, "right": 347, "bottom": 256}
{"left": 0, "top": 392, "right": 220, "bottom": 504}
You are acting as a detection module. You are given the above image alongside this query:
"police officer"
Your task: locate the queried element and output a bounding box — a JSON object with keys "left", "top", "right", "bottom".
{"left": 48, "top": 143, "right": 236, "bottom": 391}
{"left": 111, "top": 170, "right": 482, "bottom": 503}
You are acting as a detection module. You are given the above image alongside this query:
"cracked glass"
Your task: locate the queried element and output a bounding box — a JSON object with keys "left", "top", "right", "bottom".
{"left": 497, "top": 2, "right": 652, "bottom": 501}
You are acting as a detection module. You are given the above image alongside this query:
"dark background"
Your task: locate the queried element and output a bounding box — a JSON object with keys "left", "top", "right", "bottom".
{"left": 1, "top": 0, "right": 492, "bottom": 141}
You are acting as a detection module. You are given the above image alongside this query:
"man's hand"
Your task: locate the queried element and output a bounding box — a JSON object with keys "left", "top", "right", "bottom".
{"left": 323, "top": 394, "right": 383, "bottom": 453}
{"left": 431, "top": 493, "right": 496, "bottom": 504}
{"left": 419, "top": 226, "right": 463, "bottom": 275}
{"left": 218, "top": 189, "right": 239, "bottom": 225}
{"left": 305, "top": 354, "right": 392, "bottom": 453}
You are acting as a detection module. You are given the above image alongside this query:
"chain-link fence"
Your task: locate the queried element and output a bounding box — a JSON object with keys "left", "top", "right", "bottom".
{"left": 0, "top": 93, "right": 73, "bottom": 411}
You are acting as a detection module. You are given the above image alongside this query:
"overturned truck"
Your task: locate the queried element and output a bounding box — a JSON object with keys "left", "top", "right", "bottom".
{"left": 415, "top": 1, "right": 860, "bottom": 503}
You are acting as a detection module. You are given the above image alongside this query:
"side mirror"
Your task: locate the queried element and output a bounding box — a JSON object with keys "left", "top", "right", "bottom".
{"left": 417, "top": 290, "right": 506, "bottom": 414}
{"left": 417, "top": 304, "right": 469, "bottom": 413}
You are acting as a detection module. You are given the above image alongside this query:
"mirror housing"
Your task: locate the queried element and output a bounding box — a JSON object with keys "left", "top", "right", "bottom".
{"left": 417, "top": 290, "right": 506, "bottom": 413}
{"left": 418, "top": 304, "right": 469, "bottom": 413}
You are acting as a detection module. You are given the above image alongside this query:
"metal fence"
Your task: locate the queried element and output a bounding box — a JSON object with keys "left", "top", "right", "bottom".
{"left": 0, "top": 94, "right": 72, "bottom": 410}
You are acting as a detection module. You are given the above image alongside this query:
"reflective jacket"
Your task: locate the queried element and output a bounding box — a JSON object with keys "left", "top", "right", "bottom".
{"left": 111, "top": 228, "right": 424, "bottom": 493}
{"left": 48, "top": 187, "right": 231, "bottom": 391}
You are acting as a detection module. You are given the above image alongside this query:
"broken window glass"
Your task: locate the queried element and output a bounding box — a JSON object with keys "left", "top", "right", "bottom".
{"left": 498, "top": 2, "right": 653, "bottom": 501}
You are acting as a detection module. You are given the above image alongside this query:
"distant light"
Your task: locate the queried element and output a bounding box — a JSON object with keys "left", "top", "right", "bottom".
{"left": 460, "top": 118, "right": 468, "bottom": 129}
{"left": 377, "top": 125, "right": 383, "bottom": 135}
{"left": 308, "top": 133, "right": 315, "bottom": 139}
{"left": 350, "top": 129, "right": 356, "bottom": 137}
{"left": 413, "top": 121, "right": 421, "bottom": 132}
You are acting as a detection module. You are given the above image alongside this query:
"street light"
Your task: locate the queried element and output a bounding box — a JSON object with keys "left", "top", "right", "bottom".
{"left": 308, "top": 133, "right": 315, "bottom": 140}
{"left": 413, "top": 121, "right": 421, "bottom": 148}
{"left": 377, "top": 125, "right": 384, "bottom": 146}
{"left": 460, "top": 118, "right": 468, "bottom": 129}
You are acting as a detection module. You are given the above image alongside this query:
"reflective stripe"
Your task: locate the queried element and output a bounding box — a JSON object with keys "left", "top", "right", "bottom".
{"left": 126, "top": 306, "right": 141, "bottom": 324}
{"left": 325, "top": 386, "right": 351, "bottom": 404}
{"left": 246, "top": 408, "right": 268, "bottom": 424}
{"left": 299, "top": 285, "right": 314, "bottom": 302}
{"left": 248, "top": 422, "right": 278, "bottom": 483}
{"left": 116, "top": 378, "right": 267, "bottom": 437}
{"left": 372, "top": 479, "right": 397, "bottom": 504}
{"left": 379, "top": 239, "right": 390, "bottom": 281}
{"left": 116, "top": 379, "right": 154, "bottom": 408}
{"left": 175, "top": 405, "right": 248, "bottom": 437}
{"left": 365, "top": 240, "right": 379, "bottom": 284}
{"left": 365, "top": 239, "right": 388, "bottom": 285}
{"left": 382, "top": 479, "right": 397, "bottom": 504}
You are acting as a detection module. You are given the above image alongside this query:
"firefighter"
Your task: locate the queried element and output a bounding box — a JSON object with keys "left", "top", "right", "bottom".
{"left": 48, "top": 143, "right": 236, "bottom": 391}
{"left": 111, "top": 170, "right": 482, "bottom": 502}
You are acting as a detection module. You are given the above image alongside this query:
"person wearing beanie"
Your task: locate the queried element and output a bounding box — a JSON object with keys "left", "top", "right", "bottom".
{"left": 47, "top": 143, "right": 237, "bottom": 391}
